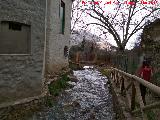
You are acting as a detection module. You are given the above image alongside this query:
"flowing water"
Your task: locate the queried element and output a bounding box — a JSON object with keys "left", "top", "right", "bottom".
{"left": 29, "top": 66, "right": 115, "bottom": 120}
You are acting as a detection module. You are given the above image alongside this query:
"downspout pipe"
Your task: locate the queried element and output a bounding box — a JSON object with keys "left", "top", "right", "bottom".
{"left": 42, "top": 0, "right": 48, "bottom": 94}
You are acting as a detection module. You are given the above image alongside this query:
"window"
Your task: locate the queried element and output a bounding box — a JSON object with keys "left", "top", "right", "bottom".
{"left": 60, "top": 0, "right": 65, "bottom": 34}
{"left": 9, "top": 21, "right": 22, "bottom": 31}
{"left": 0, "top": 21, "right": 31, "bottom": 54}
{"left": 64, "top": 46, "right": 68, "bottom": 58}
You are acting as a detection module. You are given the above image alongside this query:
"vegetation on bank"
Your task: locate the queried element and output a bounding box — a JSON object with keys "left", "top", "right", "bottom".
{"left": 100, "top": 68, "right": 112, "bottom": 77}
{"left": 48, "top": 73, "right": 70, "bottom": 97}
{"left": 46, "top": 73, "right": 72, "bottom": 107}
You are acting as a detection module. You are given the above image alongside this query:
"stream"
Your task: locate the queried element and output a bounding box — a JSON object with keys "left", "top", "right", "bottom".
{"left": 29, "top": 66, "right": 115, "bottom": 120}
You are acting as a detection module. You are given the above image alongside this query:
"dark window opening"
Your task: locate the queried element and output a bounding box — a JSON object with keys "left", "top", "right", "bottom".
{"left": 9, "top": 21, "right": 22, "bottom": 31}
{"left": 64, "top": 46, "right": 68, "bottom": 58}
{"left": 60, "top": 0, "right": 65, "bottom": 34}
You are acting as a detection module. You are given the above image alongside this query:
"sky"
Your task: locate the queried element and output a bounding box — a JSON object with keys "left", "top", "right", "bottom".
{"left": 72, "top": 0, "right": 160, "bottom": 50}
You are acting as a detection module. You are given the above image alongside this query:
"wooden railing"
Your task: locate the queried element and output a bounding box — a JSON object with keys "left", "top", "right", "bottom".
{"left": 110, "top": 67, "right": 160, "bottom": 120}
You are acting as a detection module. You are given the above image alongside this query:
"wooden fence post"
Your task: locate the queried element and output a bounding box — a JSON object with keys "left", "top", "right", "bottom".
{"left": 113, "top": 71, "right": 116, "bottom": 82}
{"left": 134, "top": 81, "right": 148, "bottom": 120}
{"left": 116, "top": 72, "right": 120, "bottom": 87}
{"left": 120, "top": 76, "right": 125, "bottom": 94}
{"left": 131, "top": 82, "right": 136, "bottom": 110}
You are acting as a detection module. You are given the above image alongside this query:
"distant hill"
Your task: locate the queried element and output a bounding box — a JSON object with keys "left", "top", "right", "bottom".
{"left": 70, "top": 30, "right": 112, "bottom": 50}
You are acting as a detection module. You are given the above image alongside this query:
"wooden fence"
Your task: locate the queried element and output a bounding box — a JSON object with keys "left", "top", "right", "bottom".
{"left": 110, "top": 67, "right": 160, "bottom": 120}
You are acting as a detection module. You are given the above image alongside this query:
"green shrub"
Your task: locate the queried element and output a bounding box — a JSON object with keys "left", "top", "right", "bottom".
{"left": 146, "top": 110, "right": 156, "bottom": 120}
{"left": 48, "top": 74, "right": 70, "bottom": 96}
{"left": 152, "top": 72, "right": 160, "bottom": 86}
{"left": 101, "top": 69, "right": 112, "bottom": 77}
{"left": 46, "top": 97, "right": 54, "bottom": 107}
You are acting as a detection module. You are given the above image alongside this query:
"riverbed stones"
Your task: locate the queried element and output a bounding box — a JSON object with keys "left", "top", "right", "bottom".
{"left": 29, "top": 67, "right": 115, "bottom": 120}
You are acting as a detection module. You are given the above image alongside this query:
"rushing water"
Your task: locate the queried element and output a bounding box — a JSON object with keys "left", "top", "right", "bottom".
{"left": 29, "top": 66, "right": 115, "bottom": 120}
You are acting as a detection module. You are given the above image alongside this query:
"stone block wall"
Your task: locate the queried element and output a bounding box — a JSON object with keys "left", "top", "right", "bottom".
{"left": 46, "top": 0, "right": 72, "bottom": 73}
{"left": 0, "top": 0, "right": 46, "bottom": 104}
{"left": 0, "top": 95, "right": 48, "bottom": 120}
{"left": 0, "top": 0, "right": 72, "bottom": 105}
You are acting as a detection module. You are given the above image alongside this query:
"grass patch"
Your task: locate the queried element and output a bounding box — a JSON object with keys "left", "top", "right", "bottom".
{"left": 45, "top": 97, "right": 55, "bottom": 107}
{"left": 100, "top": 68, "right": 112, "bottom": 77}
{"left": 146, "top": 110, "right": 156, "bottom": 120}
{"left": 48, "top": 73, "right": 70, "bottom": 96}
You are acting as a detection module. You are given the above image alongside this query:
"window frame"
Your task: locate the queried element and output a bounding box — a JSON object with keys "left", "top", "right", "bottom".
{"left": 60, "top": 0, "right": 65, "bottom": 34}
{"left": 64, "top": 46, "right": 69, "bottom": 58}
{"left": 0, "top": 21, "right": 31, "bottom": 55}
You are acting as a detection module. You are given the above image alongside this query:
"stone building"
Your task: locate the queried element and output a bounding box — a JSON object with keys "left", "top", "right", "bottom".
{"left": 141, "top": 19, "right": 160, "bottom": 57}
{"left": 0, "top": 0, "right": 73, "bottom": 104}
{"left": 141, "top": 19, "right": 160, "bottom": 46}
{"left": 141, "top": 19, "right": 160, "bottom": 86}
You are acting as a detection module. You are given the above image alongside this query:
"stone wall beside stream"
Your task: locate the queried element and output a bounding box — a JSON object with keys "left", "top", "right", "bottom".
{"left": 0, "top": 95, "right": 49, "bottom": 120}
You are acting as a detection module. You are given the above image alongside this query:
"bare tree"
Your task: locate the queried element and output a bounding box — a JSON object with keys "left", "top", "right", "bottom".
{"left": 83, "top": 0, "right": 160, "bottom": 51}
{"left": 71, "top": 0, "right": 109, "bottom": 46}
{"left": 71, "top": 0, "right": 87, "bottom": 34}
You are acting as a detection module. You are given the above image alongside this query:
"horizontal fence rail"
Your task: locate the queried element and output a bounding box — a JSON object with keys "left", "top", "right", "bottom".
{"left": 113, "top": 68, "right": 160, "bottom": 95}
{"left": 110, "top": 67, "right": 160, "bottom": 120}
